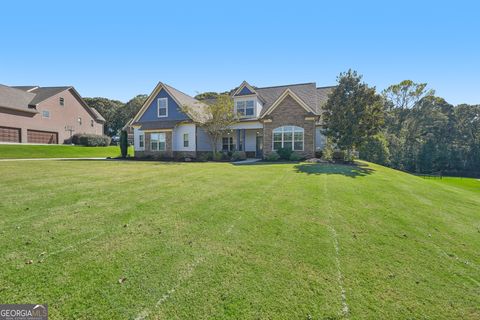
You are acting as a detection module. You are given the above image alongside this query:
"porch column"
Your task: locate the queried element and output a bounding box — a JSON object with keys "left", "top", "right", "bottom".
{"left": 236, "top": 129, "right": 240, "bottom": 151}
{"left": 242, "top": 129, "right": 246, "bottom": 152}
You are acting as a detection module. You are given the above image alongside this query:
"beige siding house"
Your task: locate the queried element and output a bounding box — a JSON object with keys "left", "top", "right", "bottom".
{"left": 0, "top": 85, "right": 105, "bottom": 143}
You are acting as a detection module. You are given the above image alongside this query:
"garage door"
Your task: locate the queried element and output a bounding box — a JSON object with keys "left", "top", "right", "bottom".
{"left": 27, "top": 130, "right": 58, "bottom": 144}
{"left": 0, "top": 126, "right": 21, "bottom": 143}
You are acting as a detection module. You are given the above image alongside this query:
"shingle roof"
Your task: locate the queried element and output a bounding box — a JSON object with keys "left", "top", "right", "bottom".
{"left": 137, "top": 120, "right": 191, "bottom": 131}
{"left": 29, "top": 87, "right": 71, "bottom": 105}
{"left": 0, "top": 84, "right": 38, "bottom": 113}
{"left": 11, "top": 86, "right": 38, "bottom": 92}
{"left": 0, "top": 84, "right": 106, "bottom": 122}
{"left": 88, "top": 106, "right": 106, "bottom": 122}
{"left": 162, "top": 83, "right": 208, "bottom": 122}
{"left": 256, "top": 82, "right": 323, "bottom": 116}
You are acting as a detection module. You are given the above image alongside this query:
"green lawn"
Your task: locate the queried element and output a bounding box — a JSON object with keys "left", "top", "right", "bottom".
{"left": 430, "top": 176, "right": 480, "bottom": 193}
{"left": 0, "top": 144, "right": 133, "bottom": 159}
{"left": 0, "top": 160, "right": 478, "bottom": 319}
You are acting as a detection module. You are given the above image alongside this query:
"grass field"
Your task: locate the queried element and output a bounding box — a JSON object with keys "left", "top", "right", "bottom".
{"left": 0, "top": 160, "right": 478, "bottom": 319}
{"left": 0, "top": 144, "right": 133, "bottom": 159}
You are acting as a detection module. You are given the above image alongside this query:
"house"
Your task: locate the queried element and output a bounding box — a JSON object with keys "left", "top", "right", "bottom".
{"left": 0, "top": 84, "right": 105, "bottom": 144}
{"left": 130, "top": 81, "right": 333, "bottom": 159}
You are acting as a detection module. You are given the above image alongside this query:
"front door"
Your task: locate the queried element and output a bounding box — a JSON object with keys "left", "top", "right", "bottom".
{"left": 256, "top": 136, "right": 263, "bottom": 158}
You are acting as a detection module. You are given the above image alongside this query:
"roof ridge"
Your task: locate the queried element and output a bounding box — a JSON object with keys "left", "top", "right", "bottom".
{"left": 0, "top": 84, "right": 37, "bottom": 94}
{"left": 256, "top": 82, "right": 316, "bottom": 90}
{"left": 163, "top": 83, "right": 198, "bottom": 101}
{"left": 316, "top": 85, "right": 337, "bottom": 89}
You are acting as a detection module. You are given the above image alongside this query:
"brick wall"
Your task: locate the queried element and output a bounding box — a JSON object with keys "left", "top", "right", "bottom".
{"left": 263, "top": 95, "right": 316, "bottom": 158}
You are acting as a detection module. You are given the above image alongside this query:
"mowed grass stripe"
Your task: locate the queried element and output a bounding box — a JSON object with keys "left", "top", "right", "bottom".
{"left": 0, "top": 160, "right": 478, "bottom": 319}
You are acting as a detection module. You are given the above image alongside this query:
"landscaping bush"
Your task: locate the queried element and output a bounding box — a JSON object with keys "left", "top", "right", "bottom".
{"left": 315, "top": 150, "right": 323, "bottom": 159}
{"left": 265, "top": 152, "right": 280, "bottom": 161}
{"left": 120, "top": 130, "right": 128, "bottom": 158}
{"left": 198, "top": 152, "right": 212, "bottom": 162}
{"left": 332, "top": 150, "right": 346, "bottom": 163}
{"left": 71, "top": 133, "right": 111, "bottom": 147}
{"left": 212, "top": 152, "right": 223, "bottom": 161}
{"left": 289, "top": 152, "right": 302, "bottom": 161}
{"left": 276, "top": 147, "right": 293, "bottom": 160}
{"left": 231, "top": 151, "right": 247, "bottom": 161}
{"left": 358, "top": 134, "right": 391, "bottom": 166}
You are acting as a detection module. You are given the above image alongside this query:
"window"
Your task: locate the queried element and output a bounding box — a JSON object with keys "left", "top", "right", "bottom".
{"left": 236, "top": 100, "right": 255, "bottom": 117}
{"left": 139, "top": 134, "right": 144, "bottom": 148}
{"left": 59, "top": 97, "right": 65, "bottom": 106}
{"left": 183, "top": 133, "right": 189, "bottom": 148}
{"left": 157, "top": 98, "right": 168, "bottom": 117}
{"left": 150, "top": 133, "right": 166, "bottom": 151}
{"left": 272, "top": 126, "right": 304, "bottom": 151}
{"left": 78, "top": 117, "right": 82, "bottom": 125}
{"left": 42, "top": 110, "right": 50, "bottom": 118}
{"left": 222, "top": 136, "right": 234, "bottom": 151}
{"left": 90, "top": 119, "right": 94, "bottom": 127}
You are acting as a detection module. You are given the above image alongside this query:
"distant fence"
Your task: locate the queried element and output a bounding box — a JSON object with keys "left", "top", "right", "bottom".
{"left": 415, "top": 171, "right": 443, "bottom": 179}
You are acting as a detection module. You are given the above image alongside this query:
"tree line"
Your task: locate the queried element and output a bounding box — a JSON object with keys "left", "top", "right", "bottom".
{"left": 84, "top": 94, "right": 147, "bottom": 136}
{"left": 323, "top": 71, "right": 480, "bottom": 177}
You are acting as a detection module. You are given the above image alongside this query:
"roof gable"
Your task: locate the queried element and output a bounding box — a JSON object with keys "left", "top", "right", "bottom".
{"left": 132, "top": 82, "right": 207, "bottom": 124}
{"left": 233, "top": 81, "right": 257, "bottom": 97}
{"left": 261, "top": 88, "right": 316, "bottom": 117}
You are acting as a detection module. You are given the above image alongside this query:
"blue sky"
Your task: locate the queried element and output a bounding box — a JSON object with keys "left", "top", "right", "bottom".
{"left": 1, "top": 1, "right": 479, "bottom": 104}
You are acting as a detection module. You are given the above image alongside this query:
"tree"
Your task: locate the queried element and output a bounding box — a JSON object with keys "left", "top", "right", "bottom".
{"left": 84, "top": 97, "right": 125, "bottom": 135}
{"left": 119, "top": 130, "right": 128, "bottom": 158}
{"left": 382, "top": 80, "right": 435, "bottom": 110}
{"left": 181, "top": 94, "right": 238, "bottom": 154}
{"left": 322, "top": 70, "right": 384, "bottom": 159}
{"left": 358, "top": 133, "right": 391, "bottom": 166}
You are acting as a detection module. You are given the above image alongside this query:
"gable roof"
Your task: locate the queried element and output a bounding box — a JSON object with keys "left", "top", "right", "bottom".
{"left": 132, "top": 82, "right": 208, "bottom": 124}
{"left": 0, "top": 84, "right": 105, "bottom": 122}
{"left": 0, "top": 84, "right": 38, "bottom": 113}
{"left": 28, "top": 87, "right": 71, "bottom": 105}
{"left": 233, "top": 81, "right": 258, "bottom": 96}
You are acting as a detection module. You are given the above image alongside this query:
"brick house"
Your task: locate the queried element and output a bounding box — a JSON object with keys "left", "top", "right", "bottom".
{"left": 130, "top": 81, "right": 333, "bottom": 159}
{"left": 0, "top": 84, "right": 105, "bottom": 144}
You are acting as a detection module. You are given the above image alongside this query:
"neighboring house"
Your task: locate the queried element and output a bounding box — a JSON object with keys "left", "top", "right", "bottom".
{"left": 130, "top": 81, "right": 333, "bottom": 159}
{"left": 0, "top": 84, "right": 105, "bottom": 144}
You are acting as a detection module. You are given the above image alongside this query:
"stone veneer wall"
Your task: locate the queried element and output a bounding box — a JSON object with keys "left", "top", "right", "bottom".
{"left": 135, "top": 131, "right": 173, "bottom": 158}
{"left": 262, "top": 95, "right": 316, "bottom": 159}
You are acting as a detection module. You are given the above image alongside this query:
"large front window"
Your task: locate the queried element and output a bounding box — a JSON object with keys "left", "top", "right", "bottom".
{"left": 150, "top": 132, "right": 166, "bottom": 151}
{"left": 236, "top": 100, "right": 255, "bottom": 117}
{"left": 273, "top": 126, "right": 304, "bottom": 151}
{"left": 222, "top": 136, "right": 235, "bottom": 151}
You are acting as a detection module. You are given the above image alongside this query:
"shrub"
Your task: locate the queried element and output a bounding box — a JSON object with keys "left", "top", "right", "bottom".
{"left": 276, "top": 147, "right": 293, "bottom": 160}
{"left": 231, "top": 151, "right": 247, "bottom": 161}
{"left": 198, "top": 152, "right": 212, "bottom": 162}
{"left": 289, "top": 152, "right": 302, "bottom": 161}
{"left": 212, "top": 152, "right": 223, "bottom": 161}
{"left": 71, "top": 133, "right": 111, "bottom": 146}
{"left": 358, "top": 134, "right": 391, "bottom": 166}
{"left": 265, "top": 152, "right": 280, "bottom": 161}
{"left": 332, "top": 150, "right": 346, "bottom": 163}
{"left": 120, "top": 130, "right": 128, "bottom": 158}
{"left": 315, "top": 150, "right": 323, "bottom": 159}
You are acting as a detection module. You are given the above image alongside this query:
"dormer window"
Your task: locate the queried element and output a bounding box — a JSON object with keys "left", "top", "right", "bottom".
{"left": 157, "top": 98, "right": 168, "bottom": 117}
{"left": 236, "top": 100, "right": 255, "bottom": 117}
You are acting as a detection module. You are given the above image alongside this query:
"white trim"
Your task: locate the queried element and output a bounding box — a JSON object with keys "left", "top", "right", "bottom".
{"left": 234, "top": 98, "right": 256, "bottom": 118}
{"left": 272, "top": 125, "right": 304, "bottom": 152}
{"left": 150, "top": 132, "right": 166, "bottom": 151}
{"left": 233, "top": 80, "right": 257, "bottom": 96}
{"left": 157, "top": 98, "right": 168, "bottom": 118}
{"left": 261, "top": 89, "right": 316, "bottom": 117}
